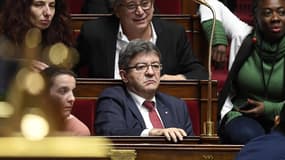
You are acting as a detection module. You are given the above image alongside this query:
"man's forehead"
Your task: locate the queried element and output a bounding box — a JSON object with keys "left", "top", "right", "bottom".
{"left": 131, "top": 52, "right": 160, "bottom": 61}
{"left": 124, "top": 0, "right": 146, "bottom": 3}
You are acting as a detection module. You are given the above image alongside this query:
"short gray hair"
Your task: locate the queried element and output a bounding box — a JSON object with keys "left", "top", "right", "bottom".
{"left": 109, "top": 0, "right": 155, "bottom": 9}
{"left": 119, "top": 39, "right": 161, "bottom": 70}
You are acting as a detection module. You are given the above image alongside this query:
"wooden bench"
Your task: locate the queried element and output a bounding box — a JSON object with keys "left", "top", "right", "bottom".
{"left": 155, "top": 0, "right": 199, "bottom": 14}
{"left": 0, "top": 136, "right": 241, "bottom": 160}
{"left": 106, "top": 136, "right": 201, "bottom": 144}
{"left": 112, "top": 143, "right": 241, "bottom": 160}
{"left": 71, "top": 14, "right": 193, "bottom": 34}
{"left": 106, "top": 136, "right": 222, "bottom": 145}
{"left": 70, "top": 13, "right": 229, "bottom": 92}
{"left": 72, "top": 79, "right": 218, "bottom": 138}
{"left": 66, "top": 0, "right": 199, "bottom": 14}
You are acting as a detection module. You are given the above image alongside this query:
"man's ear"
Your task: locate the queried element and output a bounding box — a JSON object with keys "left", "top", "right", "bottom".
{"left": 119, "top": 69, "right": 128, "bottom": 83}
{"left": 275, "top": 115, "right": 281, "bottom": 127}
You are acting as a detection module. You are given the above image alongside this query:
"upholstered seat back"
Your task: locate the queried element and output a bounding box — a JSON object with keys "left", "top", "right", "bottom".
{"left": 72, "top": 99, "right": 201, "bottom": 136}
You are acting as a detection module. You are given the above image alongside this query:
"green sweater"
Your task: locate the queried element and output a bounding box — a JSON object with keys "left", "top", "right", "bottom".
{"left": 227, "top": 32, "right": 285, "bottom": 124}
{"left": 201, "top": 19, "right": 228, "bottom": 46}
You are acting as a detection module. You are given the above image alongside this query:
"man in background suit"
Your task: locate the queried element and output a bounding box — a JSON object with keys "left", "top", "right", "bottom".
{"left": 76, "top": 0, "right": 208, "bottom": 80}
{"left": 95, "top": 39, "right": 194, "bottom": 142}
{"left": 235, "top": 104, "right": 285, "bottom": 159}
{"left": 81, "top": 0, "right": 112, "bottom": 14}
{"left": 0, "top": 58, "right": 19, "bottom": 100}
{"left": 0, "top": 0, "right": 5, "bottom": 12}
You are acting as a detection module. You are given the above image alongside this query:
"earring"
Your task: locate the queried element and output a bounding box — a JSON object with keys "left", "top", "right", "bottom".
{"left": 252, "top": 36, "right": 257, "bottom": 44}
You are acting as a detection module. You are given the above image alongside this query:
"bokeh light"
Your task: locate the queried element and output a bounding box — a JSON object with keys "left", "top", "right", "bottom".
{"left": 25, "top": 28, "right": 42, "bottom": 49}
{"left": 0, "top": 102, "right": 14, "bottom": 118}
{"left": 45, "top": 43, "right": 79, "bottom": 69}
{"left": 15, "top": 68, "right": 45, "bottom": 95}
{"left": 21, "top": 109, "right": 49, "bottom": 141}
{"left": 0, "top": 40, "right": 16, "bottom": 57}
{"left": 48, "top": 43, "right": 68, "bottom": 65}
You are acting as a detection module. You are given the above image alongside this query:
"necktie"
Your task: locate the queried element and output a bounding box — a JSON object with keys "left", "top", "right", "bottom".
{"left": 143, "top": 101, "right": 163, "bottom": 128}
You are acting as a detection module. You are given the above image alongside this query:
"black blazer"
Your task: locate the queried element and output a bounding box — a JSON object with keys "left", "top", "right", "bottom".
{"left": 0, "top": 58, "right": 19, "bottom": 100}
{"left": 81, "top": 0, "right": 111, "bottom": 14}
{"left": 76, "top": 15, "right": 208, "bottom": 80}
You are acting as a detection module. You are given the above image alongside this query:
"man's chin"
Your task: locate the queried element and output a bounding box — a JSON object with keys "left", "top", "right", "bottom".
{"left": 134, "top": 22, "right": 148, "bottom": 29}
{"left": 145, "top": 84, "right": 158, "bottom": 91}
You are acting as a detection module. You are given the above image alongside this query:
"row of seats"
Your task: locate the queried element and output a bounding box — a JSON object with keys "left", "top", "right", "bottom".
{"left": 72, "top": 98, "right": 201, "bottom": 136}
{"left": 69, "top": 15, "right": 211, "bottom": 136}
{"left": 66, "top": 0, "right": 253, "bottom": 22}
{"left": 71, "top": 79, "right": 219, "bottom": 138}
{"left": 68, "top": 1, "right": 254, "bottom": 136}
{"left": 234, "top": 0, "right": 253, "bottom": 25}
{"left": 68, "top": 1, "right": 253, "bottom": 92}
{"left": 71, "top": 14, "right": 230, "bottom": 92}
{"left": 70, "top": 15, "right": 225, "bottom": 134}
{"left": 65, "top": 0, "right": 198, "bottom": 14}
{"left": 70, "top": 14, "right": 206, "bottom": 76}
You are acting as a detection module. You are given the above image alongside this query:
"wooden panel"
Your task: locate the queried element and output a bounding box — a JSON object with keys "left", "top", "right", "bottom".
{"left": 0, "top": 137, "right": 242, "bottom": 160}
{"left": 71, "top": 14, "right": 192, "bottom": 32}
{"left": 0, "top": 144, "right": 242, "bottom": 160}
{"left": 66, "top": 0, "right": 84, "bottom": 14}
{"left": 0, "top": 158, "right": 108, "bottom": 160}
{"left": 182, "top": 0, "right": 199, "bottom": 14}
{"left": 107, "top": 136, "right": 221, "bottom": 145}
{"left": 113, "top": 143, "right": 242, "bottom": 160}
{"left": 155, "top": 0, "right": 182, "bottom": 14}
{"left": 107, "top": 136, "right": 201, "bottom": 144}
{"left": 0, "top": 137, "right": 112, "bottom": 160}
{"left": 74, "top": 79, "right": 217, "bottom": 100}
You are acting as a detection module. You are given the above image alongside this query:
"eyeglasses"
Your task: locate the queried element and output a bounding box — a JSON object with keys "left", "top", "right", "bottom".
{"left": 125, "top": 62, "right": 162, "bottom": 72}
{"left": 120, "top": 0, "right": 153, "bottom": 12}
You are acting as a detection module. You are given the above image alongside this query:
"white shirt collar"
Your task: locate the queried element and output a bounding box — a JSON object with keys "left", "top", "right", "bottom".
{"left": 117, "top": 22, "right": 157, "bottom": 44}
{"left": 128, "top": 90, "right": 156, "bottom": 107}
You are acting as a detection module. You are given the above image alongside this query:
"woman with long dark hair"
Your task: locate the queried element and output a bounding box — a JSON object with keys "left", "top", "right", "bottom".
{"left": 0, "top": 0, "right": 76, "bottom": 71}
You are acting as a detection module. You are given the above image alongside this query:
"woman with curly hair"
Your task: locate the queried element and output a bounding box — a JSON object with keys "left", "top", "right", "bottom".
{"left": 0, "top": 0, "right": 75, "bottom": 71}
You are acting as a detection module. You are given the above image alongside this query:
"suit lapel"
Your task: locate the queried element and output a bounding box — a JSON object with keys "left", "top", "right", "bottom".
{"left": 152, "top": 18, "right": 163, "bottom": 47}
{"left": 156, "top": 100, "right": 174, "bottom": 128}
{"left": 125, "top": 93, "right": 147, "bottom": 128}
{"left": 152, "top": 17, "right": 163, "bottom": 37}
{"left": 104, "top": 15, "right": 120, "bottom": 77}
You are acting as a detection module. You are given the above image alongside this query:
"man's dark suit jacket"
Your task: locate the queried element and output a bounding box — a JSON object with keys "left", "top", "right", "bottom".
{"left": 235, "top": 131, "right": 285, "bottom": 160}
{"left": 81, "top": 0, "right": 111, "bottom": 14}
{"left": 0, "top": 58, "right": 19, "bottom": 100}
{"left": 95, "top": 85, "right": 194, "bottom": 136}
{"left": 76, "top": 15, "right": 208, "bottom": 80}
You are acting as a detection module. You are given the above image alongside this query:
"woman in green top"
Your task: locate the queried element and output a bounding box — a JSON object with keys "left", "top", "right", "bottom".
{"left": 218, "top": 0, "right": 285, "bottom": 144}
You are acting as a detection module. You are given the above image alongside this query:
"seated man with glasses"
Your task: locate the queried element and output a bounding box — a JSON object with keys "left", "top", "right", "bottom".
{"left": 76, "top": 0, "right": 208, "bottom": 80}
{"left": 95, "top": 39, "right": 194, "bottom": 142}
